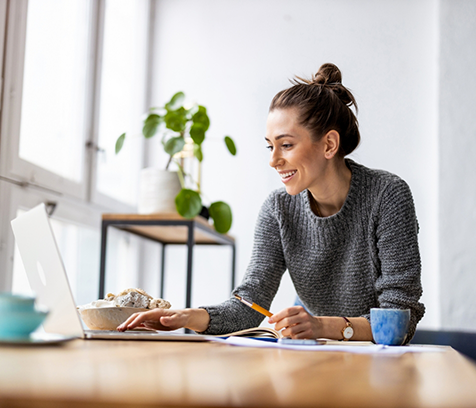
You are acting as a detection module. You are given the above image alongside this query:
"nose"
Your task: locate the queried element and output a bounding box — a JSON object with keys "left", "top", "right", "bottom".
{"left": 269, "top": 148, "right": 284, "bottom": 169}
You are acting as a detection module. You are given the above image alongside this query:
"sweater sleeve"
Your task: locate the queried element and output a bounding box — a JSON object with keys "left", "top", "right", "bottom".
{"left": 371, "top": 178, "right": 425, "bottom": 342}
{"left": 198, "top": 191, "right": 287, "bottom": 335}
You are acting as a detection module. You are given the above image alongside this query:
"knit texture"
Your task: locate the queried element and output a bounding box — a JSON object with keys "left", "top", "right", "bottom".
{"left": 200, "top": 160, "right": 425, "bottom": 341}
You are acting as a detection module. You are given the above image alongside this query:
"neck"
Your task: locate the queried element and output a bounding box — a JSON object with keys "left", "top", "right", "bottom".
{"left": 308, "top": 159, "right": 352, "bottom": 217}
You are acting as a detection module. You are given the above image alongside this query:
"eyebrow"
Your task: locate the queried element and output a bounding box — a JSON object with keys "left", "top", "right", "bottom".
{"left": 264, "top": 134, "right": 296, "bottom": 142}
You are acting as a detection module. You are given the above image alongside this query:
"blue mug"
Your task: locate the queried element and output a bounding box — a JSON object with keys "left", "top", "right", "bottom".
{"left": 370, "top": 308, "right": 410, "bottom": 346}
{"left": 0, "top": 293, "right": 48, "bottom": 339}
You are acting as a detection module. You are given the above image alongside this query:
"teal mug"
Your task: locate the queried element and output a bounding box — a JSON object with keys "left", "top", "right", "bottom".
{"left": 370, "top": 308, "right": 410, "bottom": 346}
{"left": 0, "top": 293, "right": 48, "bottom": 339}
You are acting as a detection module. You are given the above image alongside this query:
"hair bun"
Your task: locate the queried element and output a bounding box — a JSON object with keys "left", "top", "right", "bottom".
{"left": 270, "top": 62, "right": 360, "bottom": 157}
{"left": 312, "top": 63, "right": 342, "bottom": 86}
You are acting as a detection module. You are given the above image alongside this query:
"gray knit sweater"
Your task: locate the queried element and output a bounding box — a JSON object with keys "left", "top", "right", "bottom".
{"left": 200, "top": 159, "right": 425, "bottom": 341}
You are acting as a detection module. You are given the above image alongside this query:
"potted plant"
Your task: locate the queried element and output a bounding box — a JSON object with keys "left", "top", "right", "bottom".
{"left": 115, "top": 92, "right": 237, "bottom": 234}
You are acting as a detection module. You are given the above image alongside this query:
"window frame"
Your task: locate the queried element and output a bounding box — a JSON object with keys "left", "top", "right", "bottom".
{"left": 88, "top": 0, "right": 154, "bottom": 210}
{"left": 1, "top": 0, "right": 97, "bottom": 199}
{"left": 0, "top": 0, "right": 155, "bottom": 292}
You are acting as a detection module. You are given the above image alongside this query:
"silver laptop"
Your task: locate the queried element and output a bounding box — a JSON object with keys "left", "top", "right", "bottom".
{"left": 11, "top": 203, "right": 212, "bottom": 342}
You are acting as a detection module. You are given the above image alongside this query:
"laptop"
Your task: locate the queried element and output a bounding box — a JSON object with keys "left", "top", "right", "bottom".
{"left": 10, "top": 203, "right": 213, "bottom": 342}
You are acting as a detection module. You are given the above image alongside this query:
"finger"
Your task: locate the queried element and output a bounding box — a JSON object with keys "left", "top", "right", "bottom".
{"left": 121, "top": 314, "right": 146, "bottom": 331}
{"left": 159, "top": 313, "right": 185, "bottom": 330}
{"left": 125, "top": 310, "right": 160, "bottom": 330}
{"left": 160, "top": 315, "right": 174, "bottom": 326}
{"left": 118, "top": 308, "right": 175, "bottom": 331}
{"left": 272, "top": 306, "right": 306, "bottom": 323}
{"left": 283, "top": 329, "right": 313, "bottom": 339}
{"left": 117, "top": 312, "right": 142, "bottom": 331}
{"left": 141, "top": 321, "right": 161, "bottom": 330}
{"left": 268, "top": 306, "right": 303, "bottom": 324}
{"left": 273, "top": 310, "right": 311, "bottom": 331}
{"left": 293, "top": 331, "right": 314, "bottom": 339}
{"left": 282, "top": 323, "right": 311, "bottom": 339}
{"left": 271, "top": 307, "right": 308, "bottom": 328}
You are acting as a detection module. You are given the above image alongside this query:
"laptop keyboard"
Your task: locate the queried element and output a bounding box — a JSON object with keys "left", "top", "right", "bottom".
{"left": 85, "top": 330, "right": 158, "bottom": 335}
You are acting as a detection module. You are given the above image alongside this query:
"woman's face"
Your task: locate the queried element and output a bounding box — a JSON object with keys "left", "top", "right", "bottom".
{"left": 265, "top": 108, "right": 326, "bottom": 196}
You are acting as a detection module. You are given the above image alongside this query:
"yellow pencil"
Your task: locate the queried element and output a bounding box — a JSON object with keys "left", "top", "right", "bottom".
{"left": 234, "top": 294, "right": 273, "bottom": 317}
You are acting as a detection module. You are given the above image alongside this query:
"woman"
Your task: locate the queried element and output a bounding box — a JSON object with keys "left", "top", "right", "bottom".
{"left": 118, "top": 63, "right": 425, "bottom": 342}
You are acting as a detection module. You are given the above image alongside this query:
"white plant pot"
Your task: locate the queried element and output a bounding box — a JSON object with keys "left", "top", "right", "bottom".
{"left": 137, "top": 168, "right": 181, "bottom": 214}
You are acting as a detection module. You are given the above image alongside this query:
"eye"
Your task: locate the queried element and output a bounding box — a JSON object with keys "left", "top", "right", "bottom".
{"left": 282, "top": 144, "right": 293, "bottom": 149}
{"left": 266, "top": 145, "right": 273, "bottom": 151}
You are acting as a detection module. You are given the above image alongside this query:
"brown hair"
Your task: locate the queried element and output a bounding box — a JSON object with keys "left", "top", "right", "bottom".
{"left": 269, "top": 63, "right": 360, "bottom": 156}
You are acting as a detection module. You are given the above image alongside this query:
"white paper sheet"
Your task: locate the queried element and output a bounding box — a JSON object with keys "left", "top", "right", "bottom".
{"left": 214, "top": 337, "right": 446, "bottom": 354}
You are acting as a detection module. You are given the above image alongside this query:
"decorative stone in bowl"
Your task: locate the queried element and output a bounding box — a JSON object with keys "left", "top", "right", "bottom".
{"left": 77, "top": 288, "right": 171, "bottom": 331}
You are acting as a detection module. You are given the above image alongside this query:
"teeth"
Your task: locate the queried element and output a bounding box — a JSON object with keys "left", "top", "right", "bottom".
{"left": 280, "top": 171, "right": 296, "bottom": 178}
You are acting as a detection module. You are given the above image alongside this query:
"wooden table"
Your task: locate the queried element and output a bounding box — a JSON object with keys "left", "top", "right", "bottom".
{"left": 1, "top": 340, "right": 476, "bottom": 408}
{"left": 99, "top": 213, "right": 236, "bottom": 307}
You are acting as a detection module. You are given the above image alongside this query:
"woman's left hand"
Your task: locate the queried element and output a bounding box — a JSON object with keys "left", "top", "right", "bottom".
{"left": 268, "top": 306, "right": 322, "bottom": 339}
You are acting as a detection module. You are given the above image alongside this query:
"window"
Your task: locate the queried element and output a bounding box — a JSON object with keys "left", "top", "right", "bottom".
{"left": 95, "top": 0, "right": 149, "bottom": 206}
{"left": 0, "top": 0, "right": 154, "bottom": 299}
{"left": 19, "top": 0, "right": 91, "bottom": 184}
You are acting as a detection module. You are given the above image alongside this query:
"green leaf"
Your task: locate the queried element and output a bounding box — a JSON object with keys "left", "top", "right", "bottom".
{"left": 224, "top": 136, "right": 237, "bottom": 156}
{"left": 192, "top": 106, "right": 210, "bottom": 131}
{"left": 164, "top": 136, "right": 185, "bottom": 156}
{"left": 175, "top": 189, "right": 202, "bottom": 218}
{"left": 143, "top": 122, "right": 158, "bottom": 138}
{"left": 194, "top": 144, "right": 203, "bottom": 162}
{"left": 188, "top": 104, "right": 199, "bottom": 117}
{"left": 165, "top": 92, "right": 185, "bottom": 111}
{"left": 165, "top": 108, "right": 187, "bottom": 132}
{"left": 145, "top": 113, "right": 162, "bottom": 123}
{"left": 190, "top": 123, "right": 206, "bottom": 145}
{"left": 143, "top": 114, "right": 162, "bottom": 138}
{"left": 115, "top": 133, "right": 126, "bottom": 154}
{"left": 209, "top": 201, "right": 232, "bottom": 233}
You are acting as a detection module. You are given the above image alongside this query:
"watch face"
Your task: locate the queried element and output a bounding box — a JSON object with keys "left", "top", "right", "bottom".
{"left": 343, "top": 326, "right": 354, "bottom": 339}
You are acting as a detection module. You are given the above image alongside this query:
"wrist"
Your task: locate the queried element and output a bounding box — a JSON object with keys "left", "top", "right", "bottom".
{"left": 341, "top": 317, "right": 354, "bottom": 341}
{"left": 184, "top": 308, "right": 210, "bottom": 332}
{"left": 317, "top": 316, "right": 347, "bottom": 340}
{"left": 318, "top": 316, "right": 372, "bottom": 341}
{"left": 312, "top": 315, "right": 324, "bottom": 338}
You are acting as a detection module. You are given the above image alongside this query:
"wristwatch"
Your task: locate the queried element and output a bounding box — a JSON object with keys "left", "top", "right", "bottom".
{"left": 341, "top": 317, "right": 354, "bottom": 341}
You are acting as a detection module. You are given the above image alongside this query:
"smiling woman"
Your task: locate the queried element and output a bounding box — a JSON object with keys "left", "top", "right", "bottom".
{"left": 117, "top": 63, "right": 425, "bottom": 344}
{"left": 264, "top": 63, "right": 360, "bottom": 218}
{"left": 265, "top": 108, "right": 352, "bottom": 215}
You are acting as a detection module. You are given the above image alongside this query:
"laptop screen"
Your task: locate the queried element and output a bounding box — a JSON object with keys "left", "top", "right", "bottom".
{"left": 11, "top": 204, "right": 84, "bottom": 337}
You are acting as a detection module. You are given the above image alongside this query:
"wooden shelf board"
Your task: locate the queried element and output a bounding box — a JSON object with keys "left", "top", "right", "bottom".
{"left": 102, "top": 213, "right": 234, "bottom": 245}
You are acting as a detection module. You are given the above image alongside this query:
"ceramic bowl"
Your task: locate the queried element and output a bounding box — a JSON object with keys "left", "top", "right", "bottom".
{"left": 0, "top": 309, "right": 49, "bottom": 339}
{"left": 79, "top": 307, "right": 148, "bottom": 330}
{"left": 0, "top": 293, "right": 36, "bottom": 313}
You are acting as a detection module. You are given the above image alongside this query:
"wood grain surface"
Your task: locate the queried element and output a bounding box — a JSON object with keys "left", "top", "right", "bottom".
{"left": 101, "top": 213, "right": 234, "bottom": 244}
{"left": 1, "top": 340, "right": 476, "bottom": 408}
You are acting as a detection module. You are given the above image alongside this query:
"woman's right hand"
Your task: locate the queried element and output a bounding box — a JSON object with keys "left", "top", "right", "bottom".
{"left": 116, "top": 308, "right": 210, "bottom": 333}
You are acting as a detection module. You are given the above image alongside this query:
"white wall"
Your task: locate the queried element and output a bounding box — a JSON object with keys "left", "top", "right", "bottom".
{"left": 439, "top": 0, "right": 476, "bottom": 330}
{"left": 149, "top": 0, "right": 441, "bottom": 328}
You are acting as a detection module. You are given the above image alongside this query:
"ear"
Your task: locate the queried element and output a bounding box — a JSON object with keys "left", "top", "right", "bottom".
{"left": 323, "top": 130, "right": 340, "bottom": 159}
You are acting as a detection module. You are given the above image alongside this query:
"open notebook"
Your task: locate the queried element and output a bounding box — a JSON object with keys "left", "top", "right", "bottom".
{"left": 215, "top": 327, "right": 373, "bottom": 345}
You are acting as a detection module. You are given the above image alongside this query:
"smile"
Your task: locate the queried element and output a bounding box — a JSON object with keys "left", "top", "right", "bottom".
{"left": 278, "top": 170, "right": 297, "bottom": 183}
{"left": 280, "top": 170, "right": 296, "bottom": 178}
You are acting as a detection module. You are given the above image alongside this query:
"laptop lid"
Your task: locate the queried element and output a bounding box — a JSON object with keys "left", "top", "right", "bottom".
{"left": 11, "top": 203, "right": 84, "bottom": 338}
{"left": 10, "top": 204, "right": 214, "bottom": 342}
